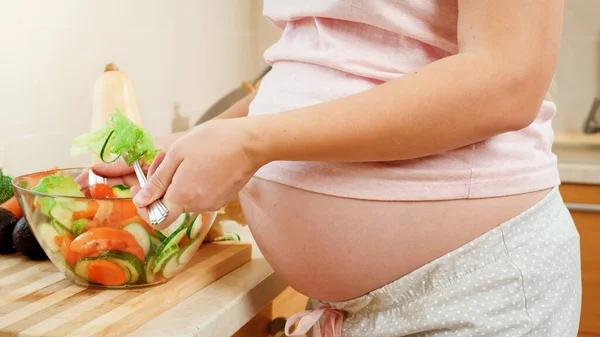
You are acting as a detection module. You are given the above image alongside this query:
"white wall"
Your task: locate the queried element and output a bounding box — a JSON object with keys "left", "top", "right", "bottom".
{"left": 0, "top": 0, "right": 271, "bottom": 176}
{"left": 552, "top": 1, "right": 600, "bottom": 133}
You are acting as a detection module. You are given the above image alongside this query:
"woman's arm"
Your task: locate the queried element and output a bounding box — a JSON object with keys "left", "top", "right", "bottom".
{"left": 240, "top": 0, "right": 563, "bottom": 165}
{"left": 213, "top": 91, "right": 256, "bottom": 120}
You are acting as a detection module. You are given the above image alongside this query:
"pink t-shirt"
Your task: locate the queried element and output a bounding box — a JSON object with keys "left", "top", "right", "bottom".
{"left": 248, "top": 0, "right": 560, "bottom": 201}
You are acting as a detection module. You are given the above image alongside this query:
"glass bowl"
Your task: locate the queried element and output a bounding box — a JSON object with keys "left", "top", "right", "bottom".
{"left": 11, "top": 168, "right": 217, "bottom": 289}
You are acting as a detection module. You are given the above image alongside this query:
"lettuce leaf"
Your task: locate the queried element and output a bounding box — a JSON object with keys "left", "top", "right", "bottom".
{"left": 31, "top": 173, "right": 85, "bottom": 197}
{"left": 71, "top": 109, "right": 158, "bottom": 166}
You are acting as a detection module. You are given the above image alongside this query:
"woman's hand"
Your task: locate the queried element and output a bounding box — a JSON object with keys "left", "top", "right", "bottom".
{"left": 131, "top": 119, "right": 262, "bottom": 229}
{"left": 83, "top": 131, "right": 187, "bottom": 192}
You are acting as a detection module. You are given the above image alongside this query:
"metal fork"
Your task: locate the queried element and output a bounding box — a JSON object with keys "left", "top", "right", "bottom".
{"left": 132, "top": 160, "right": 169, "bottom": 225}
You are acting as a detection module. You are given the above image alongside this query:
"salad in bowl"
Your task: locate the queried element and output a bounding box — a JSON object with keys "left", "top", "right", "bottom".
{"left": 10, "top": 110, "right": 233, "bottom": 288}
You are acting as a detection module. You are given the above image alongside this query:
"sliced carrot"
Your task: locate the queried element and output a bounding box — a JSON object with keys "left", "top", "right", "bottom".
{"left": 73, "top": 200, "right": 99, "bottom": 220}
{"left": 89, "top": 183, "right": 115, "bottom": 199}
{"left": 179, "top": 236, "right": 190, "bottom": 248}
{"left": 0, "top": 197, "right": 22, "bottom": 219}
{"left": 86, "top": 260, "right": 127, "bottom": 286}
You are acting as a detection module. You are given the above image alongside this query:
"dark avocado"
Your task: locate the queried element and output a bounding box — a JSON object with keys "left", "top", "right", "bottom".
{"left": 0, "top": 208, "right": 18, "bottom": 254}
{"left": 12, "top": 218, "right": 48, "bottom": 260}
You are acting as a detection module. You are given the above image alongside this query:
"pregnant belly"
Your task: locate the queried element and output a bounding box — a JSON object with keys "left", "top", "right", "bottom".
{"left": 239, "top": 177, "right": 551, "bottom": 302}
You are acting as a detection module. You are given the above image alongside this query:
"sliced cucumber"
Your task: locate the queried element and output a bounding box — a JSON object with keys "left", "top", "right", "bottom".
{"left": 52, "top": 220, "right": 73, "bottom": 238}
{"left": 123, "top": 223, "right": 151, "bottom": 256}
{"left": 153, "top": 246, "right": 180, "bottom": 274}
{"left": 111, "top": 185, "right": 132, "bottom": 198}
{"left": 149, "top": 234, "right": 163, "bottom": 252}
{"left": 162, "top": 255, "right": 183, "bottom": 279}
{"left": 100, "top": 130, "right": 120, "bottom": 163}
{"left": 71, "top": 218, "right": 89, "bottom": 236}
{"left": 145, "top": 256, "right": 157, "bottom": 283}
{"left": 187, "top": 212, "right": 216, "bottom": 240}
{"left": 154, "top": 231, "right": 167, "bottom": 241}
{"left": 97, "top": 250, "right": 143, "bottom": 284}
{"left": 38, "top": 222, "right": 60, "bottom": 252}
{"left": 50, "top": 204, "right": 73, "bottom": 230}
{"left": 159, "top": 213, "right": 189, "bottom": 237}
{"left": 74, "top": 257, "right": 95, "bottom": 282}
{"left": 177, "top": 238, "right": 203, "bottom": 265}
{"left": 212, "top": 232, "right": 241, "bottom": 242}
{"left": 155, "top": 226, "right": 187, "bottom": 257}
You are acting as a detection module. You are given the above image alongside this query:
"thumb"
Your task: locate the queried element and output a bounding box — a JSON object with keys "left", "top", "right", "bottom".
{"left": 133, "top": 151, "right": 181, "bottom": 207}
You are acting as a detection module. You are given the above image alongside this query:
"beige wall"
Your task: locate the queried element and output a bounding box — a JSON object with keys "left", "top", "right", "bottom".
{"left": 2, "top": 2, "right": 591, "bottom": 176}
{"left": 554, "top": 1, "right": 600, "bottom": 133}
{"left": 1, "top": 0, "right": 266, "bottom": 176}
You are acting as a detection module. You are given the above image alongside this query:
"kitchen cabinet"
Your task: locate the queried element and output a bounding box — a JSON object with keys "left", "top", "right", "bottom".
{"left": 233, "top": 287, "right": 308, "bottom": 337}
{"left": 559, "top": 183, "right": 600, "bottom": 336}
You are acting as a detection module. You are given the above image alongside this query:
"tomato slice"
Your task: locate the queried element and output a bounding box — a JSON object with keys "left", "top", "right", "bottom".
{"left": 69, "top": 227, "right": 143, "bottom": 261}
{"left": 54, "top": 236, "right": 86, "bottom": 265}
{"left": 89, "top": 183, "right": 115, "bottom": 199}
{"left": 110, "top": 200, "right": 139, "bottom": 223}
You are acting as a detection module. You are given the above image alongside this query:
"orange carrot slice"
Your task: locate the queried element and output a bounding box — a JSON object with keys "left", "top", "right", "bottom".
{"left": 73, "top": 200, "right": 99, "bottom": 220}
{"left": 0, "top": 197, "right": 22, "bottom": 219}
{"left": 86, "top": 260, "right": 127, "bottom": 286}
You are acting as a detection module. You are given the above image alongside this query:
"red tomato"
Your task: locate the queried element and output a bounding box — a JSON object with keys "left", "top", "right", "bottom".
{"left": 89, "top": 184, "right": 115, "bottom": 199}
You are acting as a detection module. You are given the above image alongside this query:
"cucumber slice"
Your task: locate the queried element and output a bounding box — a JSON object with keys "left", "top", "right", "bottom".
{"left": 162, "top": 255, "right": 183, "bottom": 279}
{"left": 155, "top": 226, "right": 187, "bottom": 257}
{"left": 145, "top": 256, "right": 157, "bottom": 283}
{"left": 187, "top": 212, "right": 216, "bottom": 240}
{"left": 50, "top": 204, "right": 73, "bottom": 230}
{"left": 38, "top": 222, "right": 60, "bottom": 252}
{"left": 177, "top": 238, "right": 203, "bottom": 265}
{"left": 154, "top": 231, "right": 167, "bottom": 241}
{"left": 96, "top": 250, "right": 143, "bottom": 284}
{"left": 123, "top": 223, "right": 151, "bottom": 256}
{"left": 153, "top": 246, "right": 180, "bottom": 274}
{"left": 52, "top": 220, "right": 73, "bottom": 238}
{"left": 71, "top": 218, "right": 89, "bottom": 236}
{"left": 159, "top": 213, "right": 189, "bottom": 237}
{"left": 212, "top": 232, "right": 241, "bottom": 242}
{"left": 100, "top": 130, "right": 120, "bottom": 163}
{"left": 149, "top": 234, "right": 163, "bottom": 249}
{"left": 74, "top": 257, "right": 95, "bottom": 282}
{"left": 111, "top": 185, "right": 132, "bottom": 198}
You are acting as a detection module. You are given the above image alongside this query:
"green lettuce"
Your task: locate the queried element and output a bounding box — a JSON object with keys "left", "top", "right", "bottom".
{"left": 71, "top": 109, "right": 158, "bottom": 166}
{"left": 31, "top": 173, "right": 85, "bottom": 197}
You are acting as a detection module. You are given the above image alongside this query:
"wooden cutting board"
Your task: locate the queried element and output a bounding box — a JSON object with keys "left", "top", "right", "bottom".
{"left": 0, "top": 241, "right": 251, "bottom": 337}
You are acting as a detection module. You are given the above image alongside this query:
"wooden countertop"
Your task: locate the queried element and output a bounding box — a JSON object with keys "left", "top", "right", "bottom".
{"left": 127, "top": 224, "right": 285, "bottom": 337}
{"left": 0, "top": 225, "right": 286, "bottom": 337}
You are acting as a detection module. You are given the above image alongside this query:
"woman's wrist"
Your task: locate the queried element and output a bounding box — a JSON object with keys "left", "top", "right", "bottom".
{"left": 229, "top": 116, "right": 275, "bottom": 171}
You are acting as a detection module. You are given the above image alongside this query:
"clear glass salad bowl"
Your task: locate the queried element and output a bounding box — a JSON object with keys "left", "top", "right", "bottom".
{"left": 11, "top": 168, "right": 217, "bottom": 289}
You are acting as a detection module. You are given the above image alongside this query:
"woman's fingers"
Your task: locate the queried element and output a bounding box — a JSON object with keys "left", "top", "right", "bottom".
{"left": 92, "top": 158, "right": 136, "bottom": 177}
{"left": 131, "top": 185, "right": 184, "bottom": 230}
{"left": 147, "top": 151, "right": 167, "bottom": 178}
{"left": 133, "top": 151, "right": 182, "bottom": 208}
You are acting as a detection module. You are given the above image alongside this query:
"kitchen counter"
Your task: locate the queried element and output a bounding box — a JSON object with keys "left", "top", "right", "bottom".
{"left": 127, "top": 224, "right": 286, "bottom": 337}
{"left": 554, "top": 132, "right": 600, "bottom": 185}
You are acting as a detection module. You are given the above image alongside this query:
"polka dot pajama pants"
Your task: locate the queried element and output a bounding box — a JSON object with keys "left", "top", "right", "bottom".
{"left": 310, "top": 187, "right": 582, "bottom": 337}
